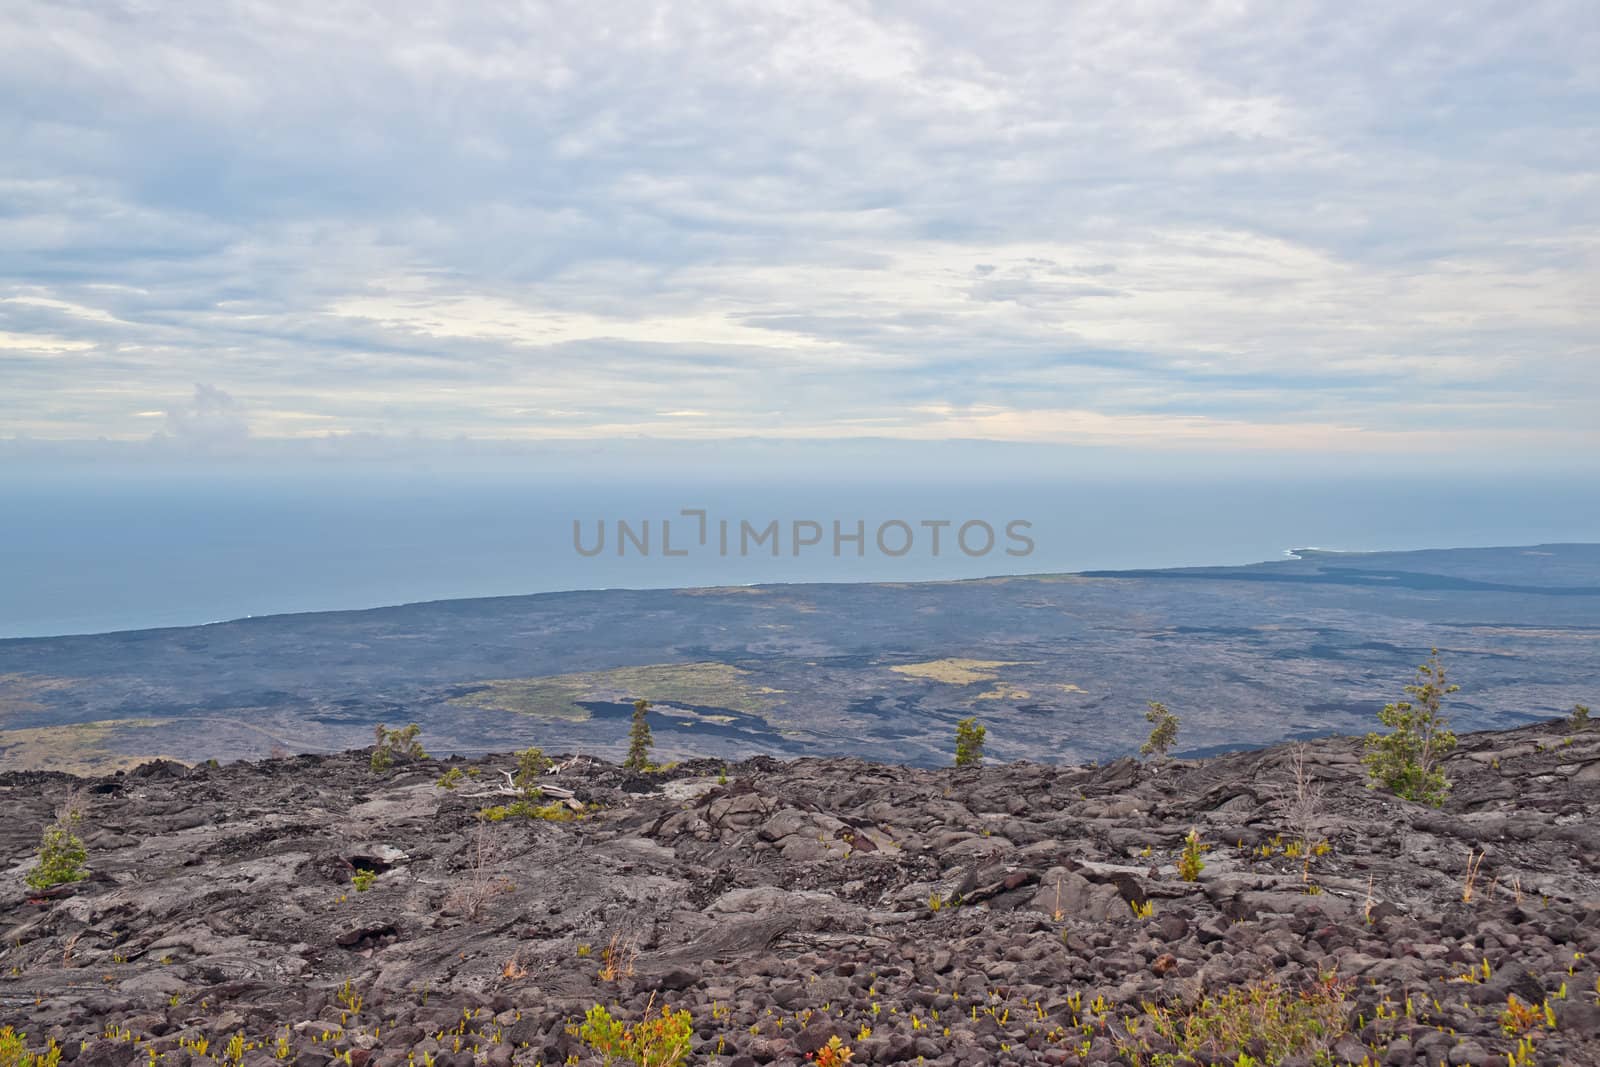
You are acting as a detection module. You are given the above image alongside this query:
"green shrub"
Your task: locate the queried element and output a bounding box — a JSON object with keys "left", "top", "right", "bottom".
{"left": 1571, "top": 703, "right": 1591, "bottom": 730}
{"left": 624, "top": 699, "right": 654, "bottom": 772}
{"left": 370, "top": 723, "right": 428, "bottom": 774}
{"left": 954, "top": 716, "right": 986, "bottom": 767}
{"left": 26, "top": 822, "right": 88, "bottom": 891}
{"left": 1140, "top": 701, "right": 1180, "bottom": 758}
{"left": 514, "top": 747, "right": 551, "bottom": 796}
{"left": 435, "top": 767, "right": 464, "bottom": 790}
{"left": 351, "top": 868, "right": 377, "bottom": 892}
{"left": 577, "top": 1003, "right": 693, "bottom": 1067}
{"left": 1363, "top": 650, "right": 1457, "bottom": 806}
{"left": 1177, "top": 828, "right": 1206, "bottom": 881}
{"left": 0, "top": 1026, "right": 63, "bottom": 1067}
{"left": 478, "top": 800, "right": 579, "bottom": 822}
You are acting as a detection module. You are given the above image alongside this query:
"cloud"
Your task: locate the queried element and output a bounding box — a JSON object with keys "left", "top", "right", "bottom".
{"left": 162, "top": 383, "right": 251, "bottom": 445}
{"left": 0, "top": 0, "right": 1595, "bottom": 467}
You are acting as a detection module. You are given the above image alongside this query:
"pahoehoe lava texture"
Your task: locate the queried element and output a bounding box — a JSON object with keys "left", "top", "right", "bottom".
{"left": 3, "top": 720, "right": 1598, "bottom": 1065}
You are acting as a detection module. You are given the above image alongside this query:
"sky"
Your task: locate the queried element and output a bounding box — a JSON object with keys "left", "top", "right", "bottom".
{"left": 1, "top": 0, "right": 1597, "bottom": 478}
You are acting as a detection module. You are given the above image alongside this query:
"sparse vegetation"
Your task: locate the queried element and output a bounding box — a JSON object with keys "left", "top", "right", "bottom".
{"left": 1362, "top": 649, "right": 1458, "bottom": 806}
{"left": 1111, "top": 973, "right": 1353, "bottom": 1067}
{"left": 576, "top": 1002, "right": 692, "bottom": 1067}
{"left": 0, "top": 1026, "right": 63, "bottom": 1067}
{"left": 953, "top": 716, "right": 986, "bottom": 767}
{"left": 435, "top": 767, "right": 464, "bottom": 790}
{"left": 446, "top": 820, "right": 513, "bottom": 920}
{"left": 814, "top": 1035, "right": 854, "bottom": 1065}
{"left": 1177, "top": 828, "right": 1206, "bottom": 881}
{"left": 350, "top": 868, "right": 376, "bottom": 892}
{"left": 478, "top": 799, "right": 579, "bottom": 821}
{"left": 1140, "top": 701, "right": 1179, "bottom": 758}
{"left": 514, "top": 746, "right": 551, "bottom": 795}
{"left": 624, "top": 699, "right": 654, "bottom": 772}
{"left": 26, "top": 789, "right": 89, "bottom": 891}
{"left": 1572, "top": 703, "right": 1591, "bottom": 730}
{"left": 1462, "top": 848, "right": 1486, "bottom": 903}
{"left": 369, "top": 723, "right": 427, "bottom": 774}
{"left": 598, "top": 932, "right": 638, "bottom": 983}
{"left": 1282, "top": 744, "right": 1324, "bottom": 881}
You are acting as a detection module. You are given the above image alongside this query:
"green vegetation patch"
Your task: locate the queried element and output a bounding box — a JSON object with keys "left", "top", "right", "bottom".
{"left": 450, "top": 661, "right": 780, "bottom": 721}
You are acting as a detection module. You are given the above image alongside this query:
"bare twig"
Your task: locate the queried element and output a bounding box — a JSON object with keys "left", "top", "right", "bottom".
{"left": 1462, "top": 849, "right": 1486, "bottom": 903}
{"left": 444, "top": 821, "right": 512, "bottom": 920}
{"left": 1281, "top": 744, "right": 1325, "bottom": 882}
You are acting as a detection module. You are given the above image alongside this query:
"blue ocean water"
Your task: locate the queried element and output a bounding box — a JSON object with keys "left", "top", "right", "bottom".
{"left": 1, "top": 473, "right": 1597, "bottom": 638}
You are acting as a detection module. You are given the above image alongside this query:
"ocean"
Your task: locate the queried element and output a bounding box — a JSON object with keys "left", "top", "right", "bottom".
{"left": 2, "top": 472, "right": 1597, "bottom": 638}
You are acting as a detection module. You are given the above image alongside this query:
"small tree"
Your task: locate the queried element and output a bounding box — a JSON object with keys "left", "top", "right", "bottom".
{"left": 1140, "top": 701, "right": 1180, "bottom": 758}
{"left": 27, "top": 790, "right": 89, "bottom": 891}
{"left": 28, "top": 824, "right": 89, "bottom": 892}
{"left": 624, "top": 699, "right": 654, "bottom": 772}
{"left": 1363, "top": 649, "right": 1458, "bottom": 807}
{"left": 1571, "top": 704, "right": 1591, "bottom": 731}
{"left": 370, "top": 723, "right": 428, "bottom": 774}
{"left": 954, "top": 716, "right": 986, "bottom": 767}
{"left": 514, "top": 746, "right": 550, "bottom": 796}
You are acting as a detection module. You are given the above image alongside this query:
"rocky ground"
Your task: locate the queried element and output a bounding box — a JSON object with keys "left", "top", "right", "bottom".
{"left": 2, "top": 719, "right": 1598, "bottom": 1066}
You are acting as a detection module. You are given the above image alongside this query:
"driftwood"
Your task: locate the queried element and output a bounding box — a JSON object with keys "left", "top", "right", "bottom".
{"left": 457, "top": 769, "right": 581, "bottom": 810}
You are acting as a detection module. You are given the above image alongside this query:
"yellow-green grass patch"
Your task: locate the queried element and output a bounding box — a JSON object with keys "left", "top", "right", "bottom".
{"left": 0, "top": 718, "right": 184, "bottom": 775}
{"left": 887, "top": 658, "right": 1021, "bottom": 685}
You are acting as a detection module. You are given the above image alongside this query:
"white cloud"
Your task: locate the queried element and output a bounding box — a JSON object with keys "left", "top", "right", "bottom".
{"left": 0, "top": 0, "right": 1594, "bottom": 464}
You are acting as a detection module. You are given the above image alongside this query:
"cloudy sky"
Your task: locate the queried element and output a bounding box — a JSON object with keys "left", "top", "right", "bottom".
{"left": 1, "top": 0, "right": 1596, "bottom": 471}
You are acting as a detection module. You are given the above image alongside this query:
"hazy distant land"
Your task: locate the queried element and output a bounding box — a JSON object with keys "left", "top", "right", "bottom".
{"left": 1, "top": 544, "right": 1595, "bottom": 773}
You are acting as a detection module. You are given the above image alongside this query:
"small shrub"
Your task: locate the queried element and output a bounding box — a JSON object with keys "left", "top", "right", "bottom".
{"left": 953, "top": 717, "right": 986, "bottom": 767}
{"left": 577, "top": 1003, "right": 692, "bottom": 1066}
{"left": 435, "top": 767, "right": 464, "bottom": 790}
{"left": 445, "top": 820, "right": 513, "bottom": 920}
{"left": 1362, "top": 650, "right": 1457, "bottom": 806}
{"left": 351, "top": 869, "right": 377, "bottom": 892}
{"left": 624, "top": 699, "right": 654, "bottom": 772}
{"left": 0, "top": 1027, "right": 63, "bottom": 1067}
{"left": 1178, "top": 828, "right": 1206, "bottom": 881}
{"left": 514, "top": 747, "right": 551, "bottom": 795}
{"left": 1491, "top": 991, "right": 1542, "bottom": 1036}
{"left": 1572, "top": 703, "right": 1591, "bottom": 730}
{"left": 478, "top": 799, "right": 579, "bottom": 822}
{"left": 1140, "top": 701, "right": 1179, "bottom": 758}
{"left": 335, "top": 979, "right": 363, "bottom": 1012}
{"left": 370, "top": 723, "right": 427, "bottom": 774}
{"left": 27, "top": 794, "right": 89, "bottom": 892}
{"left": 815, "top": 1036, "right": 854, "bottom": 1066}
